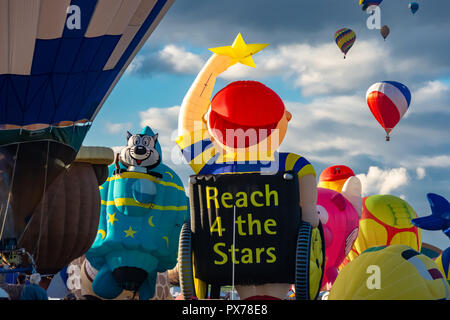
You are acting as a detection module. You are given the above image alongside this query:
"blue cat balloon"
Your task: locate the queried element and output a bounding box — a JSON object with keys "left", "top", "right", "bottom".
{"left": 86, "top": 126, "right": 189, "bottom": 300}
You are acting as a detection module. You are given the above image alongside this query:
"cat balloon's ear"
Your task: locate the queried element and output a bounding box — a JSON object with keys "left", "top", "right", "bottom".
{"left": 153, "top": 133, "right": 158, "bottom": 143}
{"left": 126, "top": 131, "right": 132, "bottom": 141}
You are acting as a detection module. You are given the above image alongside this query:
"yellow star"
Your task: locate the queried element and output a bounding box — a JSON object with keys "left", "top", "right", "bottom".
{"left": 124, "top": 226, "right": 137, "bottom": 238}
{"left": 209, "top": 33, "right": 269, "bottom": 68}
{"left": 107, "top": 213, "right": 118, "bottom": 226}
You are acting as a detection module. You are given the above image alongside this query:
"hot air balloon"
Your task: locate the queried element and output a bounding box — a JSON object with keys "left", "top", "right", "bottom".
{"left": 345, "top": 195, "right": 422, "bottom": 264}
{"left": 435, "top": 247, "right": 450, "bottom": 286}
{"left": 0, "top": 0, "right": 175, "bottom": 275}
{"left": 86, "top": 127, "right": 189, "bottom": 300}
{"left": 409, "top": 2, "right": 419, "bottom": 14}
{"left": 334, "top": 28, "right": 356, "bottom": 59}
{"left": 359, "top": 0, "right": 383, "bottom": 11}
{"left": 366, "top": 81, "right": 411, "bottom": 141}
{"left": 16, "top": 147, "right": 114, "bottom": 277}
{"left": 330, "top": 245, "right": 450, "bottom": 300}
{"left": 318, "top": 165, "right": 355, "bottom": 193}
{"left": 317, "top": 185, "right": 360, "bottom": 289}
{"left": 380, "top": 25, "right": 390, "bottom": 40}
{"left": 412, "top": 193, "right": 450, "bottom": 240}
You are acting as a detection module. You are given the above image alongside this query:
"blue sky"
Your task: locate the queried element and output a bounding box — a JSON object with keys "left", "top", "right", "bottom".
{"left": 84, "top": 0, "right": 450, "bottom": 249}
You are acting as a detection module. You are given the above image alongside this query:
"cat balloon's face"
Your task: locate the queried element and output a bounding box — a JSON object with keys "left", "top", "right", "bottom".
{"left": 120, "top": 131, "right": 160, "bottom": 170}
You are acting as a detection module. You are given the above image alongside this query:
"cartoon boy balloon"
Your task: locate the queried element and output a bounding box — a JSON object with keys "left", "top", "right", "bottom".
{"left": 177, "top": 34, "right": 319, "bottom": 300}
{"left": 177, "top": 33, "right": 318, "bottom": 226}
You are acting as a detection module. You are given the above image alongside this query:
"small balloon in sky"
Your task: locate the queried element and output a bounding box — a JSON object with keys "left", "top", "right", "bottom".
{"left": 409, "top": 2, "right": 420, "bottom": 14}
{"left": 380, "top": 25, "right": 390, "bottom": 40}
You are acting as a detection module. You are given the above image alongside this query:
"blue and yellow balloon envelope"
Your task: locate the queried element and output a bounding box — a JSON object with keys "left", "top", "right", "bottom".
{"left": 86, "top": 161, "right": 189, "bottom": 300}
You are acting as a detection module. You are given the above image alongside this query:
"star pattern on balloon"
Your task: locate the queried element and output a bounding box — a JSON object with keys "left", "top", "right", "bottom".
{"left": 124, "top": 226, "right": 137, "bottom": 238}
{"left": 209, "top": 33, "right": 269, "bottom": 68}
{"left": 107, "top": 213, "right": 118, "bottom": 226}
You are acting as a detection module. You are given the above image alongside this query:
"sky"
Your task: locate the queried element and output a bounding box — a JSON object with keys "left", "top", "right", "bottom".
{"left": 84, "top": 0, "right": 450, "bottom": 249}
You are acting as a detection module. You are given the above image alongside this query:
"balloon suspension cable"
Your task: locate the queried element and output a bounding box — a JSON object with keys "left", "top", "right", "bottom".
{"left": 33, "top": 141, "right": 51, "bottom": 263}
{"left": 0, "top": 144, "right": 20, "bottom": 242}
{"left": 231, "top": 205, "right": 236, "bottom": 300}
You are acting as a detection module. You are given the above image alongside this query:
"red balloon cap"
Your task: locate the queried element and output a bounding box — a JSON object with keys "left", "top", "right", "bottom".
{"left": 208, "top": 81, "right": 285, "bottom": 148}
{"left": 319, "top": 165, "right": 355, "bottom": 182}
{"left": 210, "top": 81, "right": 285, "bottom": 126}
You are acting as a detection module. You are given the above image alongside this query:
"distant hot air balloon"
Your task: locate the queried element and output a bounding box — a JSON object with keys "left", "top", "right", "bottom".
{"left": 380, "top": 25, "right": 390, "bottom": 40}
{"left": 409, "top": 2, "right": 419, "bottom": 14}
{"left": 0, "top": 0, "right": 175, "bottom": 274}
{"left": 359, "top": 0, "right": 383, "bottom": 11}
{"left": 366, "top": 81, "right": 411, "bottom": 141}
{"left": 334, "top": 28, "right": 356, "bottom": 59}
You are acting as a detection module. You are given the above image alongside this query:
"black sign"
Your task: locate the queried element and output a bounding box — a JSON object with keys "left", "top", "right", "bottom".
{"left": 189, "top": 172, "right": 301, "bottom": 286}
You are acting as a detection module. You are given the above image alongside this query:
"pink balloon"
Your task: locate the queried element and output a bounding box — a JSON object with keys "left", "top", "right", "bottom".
{"left": 317, "top": 188, "right": 360, "bottom": 289}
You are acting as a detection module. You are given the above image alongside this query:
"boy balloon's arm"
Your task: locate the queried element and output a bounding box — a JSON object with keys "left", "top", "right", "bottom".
{"left": 178, "top": 54, "right": 232, "bottom": 136}
{"left": 299, "top": 174, "right": 319, "bottom": 228}
{"left": 178, "top": 33, "right": 269, "bottom": 136}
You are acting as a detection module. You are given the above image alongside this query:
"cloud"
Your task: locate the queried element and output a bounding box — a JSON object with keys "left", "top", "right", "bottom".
{"left": 131, "top": 39, "right": 444, "bottom": 99}
{"left": 104, "top": 121, "right": 133, "bottom": 134}
{"left": 415, "top": 155, "right": 450, "bottom": 168}
{"left": 150, "top": 0, "right": 450, "bottom": 92}
{"left": 416, "top": 167, "right": 426, "bottom": 180}
{"left": 126, "top": 45, "right": 205, "bottom": 76}
{"left": 413, "top": 81, "right": 450, "bottom": 113}
{"left": 356, "top": 166, "right": 409, "bottom": 196}
{"left": 221, "top": 40, "right": 392, "bottom": 96}
{"left": 139, "top": 105, "right": 192, "bottom": 173}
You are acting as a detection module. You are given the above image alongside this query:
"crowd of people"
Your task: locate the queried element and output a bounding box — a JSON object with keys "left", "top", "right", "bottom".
{"left": 0, "top": 268, "right": 48, "bottom": 300}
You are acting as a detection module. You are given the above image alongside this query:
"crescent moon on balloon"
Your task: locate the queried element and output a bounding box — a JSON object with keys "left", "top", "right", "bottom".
{"left": 162, "top": 236, "right": 169, "bottom": 248}
{"left": 148, "top": 216, "right": 155, "bottom": 227}
{"left": 97, "top": 229, "right": 106, "bottom": 240}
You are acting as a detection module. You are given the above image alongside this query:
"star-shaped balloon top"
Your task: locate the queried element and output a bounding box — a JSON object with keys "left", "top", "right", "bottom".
{"left": 209, "top": 33, "right": 269, "bottom": 68}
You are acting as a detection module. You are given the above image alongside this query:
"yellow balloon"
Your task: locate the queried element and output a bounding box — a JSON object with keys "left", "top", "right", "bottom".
{"left": 346, "top": 195, "right": 422, "bottom": 263}
{"left": 330, "top": 245, "right": 449, "bottom": 300}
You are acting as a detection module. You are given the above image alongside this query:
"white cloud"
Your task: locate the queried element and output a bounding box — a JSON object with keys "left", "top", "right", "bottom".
{"left": 416, "top": 167, "right": 426, "bottom": 180}
{"left": 158, "top": 45, "right": 205, "bottom": 74}
{"left": 139, "top": 106, "right": 183, "bottom": 166}
{"left": 127, "top": 39, "right": 430, "bottom": 97}
{"left": 415, "top": 155, "right": 450, "bottom": 168}
{"left": 219, "top": 40, "right": 424, "bottom": 97}
{"left": 104, "top": 121, "right": 132, "bottom": 134}
{"left": 356, "top": 166, "right": 409, "bottom": 196}
{"left": 126, "top": 45, "right": 206, "bottom": 76}
{"left": 139, "top": 106, "right": 180, "bottom": 145}
{"left": 415, "top": 80, "right": 449, "bottom": 101}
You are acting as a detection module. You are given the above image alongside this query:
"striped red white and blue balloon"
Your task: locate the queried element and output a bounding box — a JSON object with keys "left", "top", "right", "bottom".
{"left": 366, "top": 81, "right": 411, "bottom": 141}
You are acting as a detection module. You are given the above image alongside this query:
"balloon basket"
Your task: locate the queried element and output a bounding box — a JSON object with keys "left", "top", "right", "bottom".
{"left": 385, "top": 135, "right": 390, "bottom": 142}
